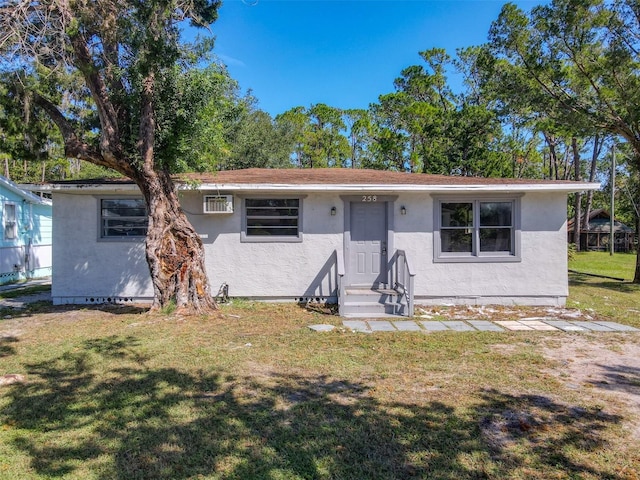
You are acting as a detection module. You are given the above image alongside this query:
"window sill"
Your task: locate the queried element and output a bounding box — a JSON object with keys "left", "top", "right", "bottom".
{"left": 434, "top": 255, "right": 521, "bottom": 263}
{"left": 240, "top": 233, "right": 303, "bottom": 243}
{"left": 98, "top": 236, "right": 146, "bottom": 243}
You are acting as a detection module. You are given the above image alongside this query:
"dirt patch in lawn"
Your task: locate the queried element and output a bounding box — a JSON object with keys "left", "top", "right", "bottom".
{"left": 541, "top": 335, "right": 640, "bottom": 439}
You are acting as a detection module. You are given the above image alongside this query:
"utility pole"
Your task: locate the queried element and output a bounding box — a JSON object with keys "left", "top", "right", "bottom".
{"left": 610, "top": 143, "right": 616, "bottom": 256}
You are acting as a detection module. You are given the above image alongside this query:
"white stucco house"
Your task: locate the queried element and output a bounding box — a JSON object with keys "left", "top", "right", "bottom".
{"left": 33, "top": 168, "right": 598, "bottom": 317}
{"left": 0, "top": 175, "right": 52, "bottom": 284}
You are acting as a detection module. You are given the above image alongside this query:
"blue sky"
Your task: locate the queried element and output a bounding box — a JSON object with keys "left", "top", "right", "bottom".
{"left": 208, "top": 0, "right": 540, "bottom": 117}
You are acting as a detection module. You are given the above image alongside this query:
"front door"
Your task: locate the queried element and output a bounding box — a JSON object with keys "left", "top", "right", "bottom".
{"left": 349, "top": 201, "right": 387, "bottom": 286}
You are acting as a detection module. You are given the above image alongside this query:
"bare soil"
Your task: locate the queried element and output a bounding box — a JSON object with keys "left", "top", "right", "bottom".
{"left": 541, "top": 335, "right": 640, "bottom": 439}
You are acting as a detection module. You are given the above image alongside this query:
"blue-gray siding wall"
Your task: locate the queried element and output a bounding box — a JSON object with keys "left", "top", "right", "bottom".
{"left": 0, "top": 188, "right": 52, "bottom": 284}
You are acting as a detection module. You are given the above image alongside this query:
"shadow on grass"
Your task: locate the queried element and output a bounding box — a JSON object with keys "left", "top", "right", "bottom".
{"left": 0, "top": 335, "right": 18, "bottom": 357}
{"left": 0, "top": 303, "right": 149, "bottom": 321}
{"left": 0, "top": 335, "right": 624, "bottom": 479}
{"left": 590, "top": 364, "right": 640, "bottom": 395}
{"left": 569, "top": 273, "right": 640, "bottom": 294}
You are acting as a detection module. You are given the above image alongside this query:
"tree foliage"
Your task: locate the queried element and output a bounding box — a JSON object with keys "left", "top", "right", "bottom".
{"left": 0, "top": 0, "right": 224, "bottom": 311}
{"left": 486, "top": 0, "right": 640, "bottom": 279}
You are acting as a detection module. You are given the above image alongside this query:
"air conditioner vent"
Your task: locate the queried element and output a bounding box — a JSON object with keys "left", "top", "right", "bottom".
{"left": 203, "top": 195, "right": 233, "bottom": 214}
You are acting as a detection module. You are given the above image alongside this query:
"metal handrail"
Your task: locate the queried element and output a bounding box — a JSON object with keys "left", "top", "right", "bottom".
{"left": 393, "top": 249, "right": 415, "bottom": 317}
{"left": 336, "top": 249, "right": 345, "bottom": 316}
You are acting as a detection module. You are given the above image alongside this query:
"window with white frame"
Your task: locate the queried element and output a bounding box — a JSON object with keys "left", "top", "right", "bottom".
{"left": 100, "top": 198, "right": 148, "bottom": 239}
{"left": 434, "top": 197, "right": 520, "bottom": 262}
{"left": 3, "top": 203, "right": 17, "bottom": 240}
{"left": 242, "top": 198, "right": 302, "bottom": 242}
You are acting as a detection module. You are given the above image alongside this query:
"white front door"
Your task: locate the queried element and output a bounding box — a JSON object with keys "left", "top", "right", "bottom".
{"left": 349, "top": 201, "right": 387, "bottom": 286}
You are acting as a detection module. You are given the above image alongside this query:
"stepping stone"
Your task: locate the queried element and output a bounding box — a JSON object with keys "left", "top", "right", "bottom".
{"left": 495, "top": 321, "right": 534, "bottom": 331}
{"left": 440, "top": 321, "right": 476, "bottom": 332}
{"left": 569, "top": 321, "right": 615, "bottom": 332}
{"left": 518, "top": 320, "right": 558, "bottom": 331}
{"left": 419, "top": 321, "right": 450, "bottom": 331}
{"left": 544, "top": 320, "right": 587, "bottom": 332}
{"left": 393, "top": 321, "right": 422, "bottom": 331}
{"left": 343, "top": 320, "right": 370, "bottom": 333}
{"left": 591, "top": 321, "right": 640, "bottom": 332}
{"left": 468, "top": 320, "right": 504, "bottom": 332}
{"left": 308, "top": 324, "right": 335, "bottom": 332}
{"left": 368, "top": 320, "right": 396, "bottom": 332}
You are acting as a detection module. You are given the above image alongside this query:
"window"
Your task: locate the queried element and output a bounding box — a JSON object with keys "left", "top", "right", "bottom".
{"left": 100, "top": 198, "right": 148, "bottom": 239}
{"left": 4, "top": 203, "right": 17, "bottom": 240}
{"left": 242, "top": 198, "right": 302, "bottom": 242}
{"left": 435, "top": 197, "right": 520, "bottom": 262}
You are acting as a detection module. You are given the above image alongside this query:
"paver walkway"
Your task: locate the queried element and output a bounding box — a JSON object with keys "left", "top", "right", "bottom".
{"left": 343, "top": 319, "right": 640, "bottom": 333}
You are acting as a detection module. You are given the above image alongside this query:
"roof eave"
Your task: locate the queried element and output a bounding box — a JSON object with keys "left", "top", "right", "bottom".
{"left": 21, "top": 183, "right": 140, "bottom": 193}
{"left": 2, "top": 177, "right": 52, "bottom": 205}
{"left": 191, "top": 182, "right": 601, "bottom": 193}
{"left": 25, "top": 181, "right": 601, "bottom": 194}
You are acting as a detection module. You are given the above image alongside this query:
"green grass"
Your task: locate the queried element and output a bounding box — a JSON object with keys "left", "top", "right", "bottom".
{"left": 1, "top": 260, "right": 640, "bottom": 479}
{"left": 0, "top": 284, "right": 51, "bottom": 300}
{"left": 568, "top": 251, "right": 640, "bottom": 327}
{"left": 569, "top": 251, "right": 636, "bottom": 280}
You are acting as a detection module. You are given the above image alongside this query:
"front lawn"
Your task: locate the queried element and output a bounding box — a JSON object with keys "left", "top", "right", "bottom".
{"left": 1, "top": 266, "right": 639, "bottom": 479}
{"left": 569, "top": 251, "right": 637, "bottom": 280}
{"left": 568, "top": 251, "right": 640, "bottom": 328}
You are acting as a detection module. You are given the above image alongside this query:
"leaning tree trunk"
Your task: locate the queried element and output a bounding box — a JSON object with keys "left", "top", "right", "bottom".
{"left": 134, "top": 168, "right": 217, "bottom": 314}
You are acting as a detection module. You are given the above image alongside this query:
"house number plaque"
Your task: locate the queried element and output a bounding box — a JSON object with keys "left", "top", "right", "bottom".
{"left": 361, "top": 195, "right": 377, "bottom": 202}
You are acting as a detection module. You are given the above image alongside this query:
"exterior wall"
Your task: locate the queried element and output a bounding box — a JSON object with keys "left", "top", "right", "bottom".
{"left": 0, "top": 188, "right": 52, "bottom": 284}
{"left": 52, "top": 193, "right": 152, "bottom": 304}
{"left": 394, "top": 191, "right": 569, "bottom": 306}
{"left": 182, "top": 191, "right": 343, "bottom": 301}
{"left": 51, "top": 189, "right": 570, "bottom": 307}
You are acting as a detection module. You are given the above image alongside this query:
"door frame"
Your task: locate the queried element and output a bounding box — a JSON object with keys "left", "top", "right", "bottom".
{"left": 341, "top": 195, "right": 398, "bottom": 287}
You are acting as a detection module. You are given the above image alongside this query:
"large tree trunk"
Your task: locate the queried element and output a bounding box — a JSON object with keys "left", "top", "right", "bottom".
{"left": 135, "top": 169, "right": 216, "bottom": 314}
{"left": 135, "top": 71, "right": 216, "bottom": 314}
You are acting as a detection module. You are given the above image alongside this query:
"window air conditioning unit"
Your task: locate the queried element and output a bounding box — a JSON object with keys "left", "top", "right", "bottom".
{"left": 203, "top": 195, "right": 233, "bottom": 214}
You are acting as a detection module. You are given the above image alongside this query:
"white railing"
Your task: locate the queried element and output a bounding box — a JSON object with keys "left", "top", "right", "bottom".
{"left": 336, "top": 250, "right": 345, "bottom": 316}
{"left": 393, "top": 250, "right": 415, "bottom": 317}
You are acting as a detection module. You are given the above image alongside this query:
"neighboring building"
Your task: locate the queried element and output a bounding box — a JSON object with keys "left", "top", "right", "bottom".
{"left": 34, "top": 169, "right": 598, "bottom": 317}
{"left": 568, "top": 208, "right": 636, "bottom": 253}
{"left": 0, "top": 175, "right": 52, "bottom": 284}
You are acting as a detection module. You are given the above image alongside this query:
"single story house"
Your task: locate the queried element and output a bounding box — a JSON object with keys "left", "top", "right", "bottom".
{"left": 0, "top": 174, "right": 52, "bottom": 284}
{"left": 567, "top": 209, "right": 636, "bottom": 253}
{"left": 34, "top": 168, "right": 598, "bottom": 317}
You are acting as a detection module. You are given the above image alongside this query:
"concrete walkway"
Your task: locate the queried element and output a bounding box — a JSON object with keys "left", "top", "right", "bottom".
{"left": 0, "top": 277, "right": 52, "bottom": 310}
{"left": 343, "top": 319, "right": 640, "bottom": 333}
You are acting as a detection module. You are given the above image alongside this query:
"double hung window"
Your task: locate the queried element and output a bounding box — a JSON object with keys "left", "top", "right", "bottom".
{"left": 435, "top": 197, "right": 520, "bottom": 262}
{"left": 100, "top": 198, "right": 148, "bottom": 239}
{"left": 3, "top": 203, "right": 17, "bottom": 240}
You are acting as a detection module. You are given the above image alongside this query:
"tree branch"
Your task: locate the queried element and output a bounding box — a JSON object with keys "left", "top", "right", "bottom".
{"left": 31, "top": 90, "right": 135, "bottom": 176}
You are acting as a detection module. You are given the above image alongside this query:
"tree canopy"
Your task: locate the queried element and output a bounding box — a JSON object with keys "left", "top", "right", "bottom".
{"left": 1, "top": 0, "right": 226, "bottom": 311}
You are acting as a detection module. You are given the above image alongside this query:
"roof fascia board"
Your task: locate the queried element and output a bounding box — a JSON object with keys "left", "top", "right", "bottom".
{"left": 1, "top": 177, "right": 52, "bottom": 205}
{"left": 22, "top": 183, "right": 140, "bottom": 193}
{"left": 192, "top": 182, "right": 601, "bottom": 193}
{"left": 25, "top": 181, "right": 601, "bottom": 194}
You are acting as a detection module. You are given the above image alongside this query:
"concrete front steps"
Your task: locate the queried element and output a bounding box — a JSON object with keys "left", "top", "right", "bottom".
{"left": 341, "top": 286, "right": 408, "bottom": 318}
